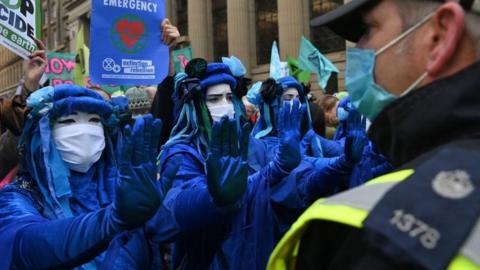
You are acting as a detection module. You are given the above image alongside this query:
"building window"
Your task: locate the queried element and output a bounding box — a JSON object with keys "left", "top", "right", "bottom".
{"left": 310, "top": 0, "right": 345, "bottom": 53}
{"left": 177, "top": 0, "right": 188, "bottom": 36}
{"left": 255, "top": 0, "right": 278, "bottom": 65}
{"left": 212, "top": 0, "right": 228, "bottom": 61}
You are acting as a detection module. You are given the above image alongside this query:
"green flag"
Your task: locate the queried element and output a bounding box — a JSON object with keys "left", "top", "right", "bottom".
{"left": 287, "top": 57, "right": 311, "bottom": 85}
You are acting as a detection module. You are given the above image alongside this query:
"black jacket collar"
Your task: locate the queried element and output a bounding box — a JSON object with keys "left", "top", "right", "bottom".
{"left": 369, "top": 61, "right": 480, "bottom": 167}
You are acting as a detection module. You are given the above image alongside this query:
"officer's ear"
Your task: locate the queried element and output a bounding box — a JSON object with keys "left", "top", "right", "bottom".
{"left": 426, "top": 2, "right": 466, "bottom": 76}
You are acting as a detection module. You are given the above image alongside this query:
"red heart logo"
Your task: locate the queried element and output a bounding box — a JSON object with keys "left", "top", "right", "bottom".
{"left": 115, "top": 19, "right": 145, "bottom": 48}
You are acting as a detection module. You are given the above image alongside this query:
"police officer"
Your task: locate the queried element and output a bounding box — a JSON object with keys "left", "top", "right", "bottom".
{"left": 268, "top": 0, "right": 480, "bottom": 269}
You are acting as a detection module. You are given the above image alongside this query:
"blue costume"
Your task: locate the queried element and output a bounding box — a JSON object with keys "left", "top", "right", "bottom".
{"left": 0, "top": 85, "right": 166, "bottom": 269}
{"left": 148, "top": 63, "right": 310, "bottom": 269}
{"left": 247, "top": 76, "right": 365, "bottom": 201}
{"left": 333, "top": 96, "right": 351, "bottom": 141}
{"left": 332, "top": 97, "right": 394, "bottom": 187}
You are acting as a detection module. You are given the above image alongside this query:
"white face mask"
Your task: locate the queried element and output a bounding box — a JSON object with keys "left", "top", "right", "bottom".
{"left": 53, "top": 112, "right": 105, "bottom": 173}
{"left": 206, "top": 84, "right": 235, "bottom": 122}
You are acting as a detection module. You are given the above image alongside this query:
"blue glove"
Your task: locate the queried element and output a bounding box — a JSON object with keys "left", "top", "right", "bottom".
{"left": 114, "top": 114, "right": 164, "bottom": 229}
{"left": 11, "top": 114, "right": 166, "bottom": 269}
{"left": 344, "top": 110, "right": 367, "bottom": 163}
{"left": 206, "top": 117, "right": 250, "bottom": 207}
{"left": 274, "top": 99, "right": 305, "bottom": 172}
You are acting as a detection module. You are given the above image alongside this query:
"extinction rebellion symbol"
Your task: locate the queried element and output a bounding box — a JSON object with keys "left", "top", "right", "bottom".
{"left": 111, "top": 15, "right": 148, "bottom": 54}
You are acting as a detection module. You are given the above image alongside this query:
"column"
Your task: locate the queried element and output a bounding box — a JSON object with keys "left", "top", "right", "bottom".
{"left": 227, "top": 0, "right": 252, "bottom": 76}
{"left": 188, "top": 0, "right": 210, "bottom": 60}
{"left": 278, "top": 0, "right": 306, "bottom": 59}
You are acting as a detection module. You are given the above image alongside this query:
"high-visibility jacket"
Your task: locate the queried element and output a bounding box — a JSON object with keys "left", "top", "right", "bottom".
{"left": 268, "top": 169, "right": 480, "bottom": 270}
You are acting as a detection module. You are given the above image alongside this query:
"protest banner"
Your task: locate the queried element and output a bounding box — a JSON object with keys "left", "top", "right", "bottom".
{"left": 45, "top": 52, "right": 76, "bottom": 86}
{"left": 90, "top": 0, "right": 169, "bottom": 85}
{"left": 0, "top": 0, "right": 41, "bottom": 58}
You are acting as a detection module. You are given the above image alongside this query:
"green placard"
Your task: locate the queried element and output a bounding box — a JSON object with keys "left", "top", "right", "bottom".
{"left": 173, "top": 46, "right": 193, "bottom": 73}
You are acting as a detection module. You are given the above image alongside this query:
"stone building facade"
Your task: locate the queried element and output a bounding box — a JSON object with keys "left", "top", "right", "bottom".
{"left": 0, "top": 0, "right": 348, "bottom": 98}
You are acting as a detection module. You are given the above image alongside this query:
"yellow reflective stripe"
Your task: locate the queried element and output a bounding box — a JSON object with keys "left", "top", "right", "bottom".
{"left": 305, "top": 203, "right": 368, "bottom": 228}
{"left": 268, "top": 169, "right": 416, "bottom": 270}
{"left": 267, "top": 202, "right": 368, "bottom": 270}
{"left": 366, "top": 169, "right": 415, "bottom": 185}
{"left": 448, "top": 255, "right": 480, "bottom": 270}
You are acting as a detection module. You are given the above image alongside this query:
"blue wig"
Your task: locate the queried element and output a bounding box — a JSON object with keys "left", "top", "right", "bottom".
{"left": 19, "top": 85, "right": 116, "bottom": 219}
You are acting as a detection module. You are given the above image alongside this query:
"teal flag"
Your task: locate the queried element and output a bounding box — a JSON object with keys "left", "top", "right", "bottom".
{"left": 298, "top": 36, "right": 339, "bottom": 90}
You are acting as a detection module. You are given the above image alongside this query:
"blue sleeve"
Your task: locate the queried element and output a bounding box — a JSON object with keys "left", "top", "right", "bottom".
{"left": 318, "top": 136, "right": 345, "bottom": 157}
{"left": 349, "top": 144, "right": 394, "bottom": 188}
{"left": 248, "top": 136, "right": 269, "bottom": 173}
{"left": 0, "top": 187, "right": 45, "bottom": 270}
{"left": 269, "top": 161, "right": 314, "bottom": 212}
{"left": 148, "top": 150, "right": 294, "bottom": 243}
{"left": 268, "top": 156, "right": 353, "bottom": 212}
{"left": 171, "top": 157, "right": 294, "bottom": 229}
{"left": 298, "top": 156, "right": 353, "bottom": 204}
{"left": 106, "top": 230, "right": 162, "bottom": 270}
{"left": 148, "top": 152, "right": 227, "bottom": 242}
{"left": 0, "top": 186, "right": 123, "bottom": 270}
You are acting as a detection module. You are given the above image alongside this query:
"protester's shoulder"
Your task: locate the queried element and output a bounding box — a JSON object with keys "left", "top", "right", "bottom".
{"left": 0, "top": 182, "right": 35, "bottom": 204}
{"left": 0, "top": 179, "right": 44, "bottom": 226}
{"left": 162, "top": 142, "right": 199, "bottom": 157}
{"left": 159, "top": 143, "right": 204, "bottom": 168}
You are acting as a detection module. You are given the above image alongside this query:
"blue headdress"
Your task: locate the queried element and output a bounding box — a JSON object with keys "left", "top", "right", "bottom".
{"left": 164, "top": 61, "right": 245, "bottom": 159}
{"left": 19, "top": 85, "right": 115, "bottom": 219}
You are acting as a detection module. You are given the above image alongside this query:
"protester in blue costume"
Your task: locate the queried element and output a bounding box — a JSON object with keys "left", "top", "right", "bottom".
{"left": 248, "top": 76, "right": 346, "bottom": 159}
{"left": 330, "top": 96, "right": 394, "bottom": 188}
{"left": 0, "top": 85, "right": 179, "bottom": 269}
{"left": 246, "top": 76, "right": 369, "bottom": 201}
{"left": 147, "top": 59, "right": 310, "bottom": 269}
{"left": 333, "top": 95, "right": 352, "bottom": 141}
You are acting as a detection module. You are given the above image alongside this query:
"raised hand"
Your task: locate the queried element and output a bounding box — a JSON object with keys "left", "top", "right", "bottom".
{"left": 114, "top": 114, "right": 164, "bottom": 229}
{"left": 161, "top": 18, "right": 180, "bottom": 49}
{"left": 344, "top": 110, "right": 368, "bottom": 163}
{"left": 206, "top": 117, "right": 250, "bottom": 207}
{"left": 275, "top": 99, "right": 306, "bottom": 172}
{"left": 23, "top": 38, "right": 47, "bottom": 92}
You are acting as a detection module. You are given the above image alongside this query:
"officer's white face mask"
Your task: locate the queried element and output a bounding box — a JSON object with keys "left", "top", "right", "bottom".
{"left": 53, "top": 111, "right": 105, "bottom": 173}
{"left": 206, "top": 84, "right": 235, "bottom": 122}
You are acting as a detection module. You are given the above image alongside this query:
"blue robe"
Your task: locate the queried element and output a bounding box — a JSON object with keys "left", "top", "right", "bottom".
{"left": 147, "top": 136, "right": 353, "bottom": 270}
{"left": 0, "top": 166, "right": 159, "bottom": 270}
